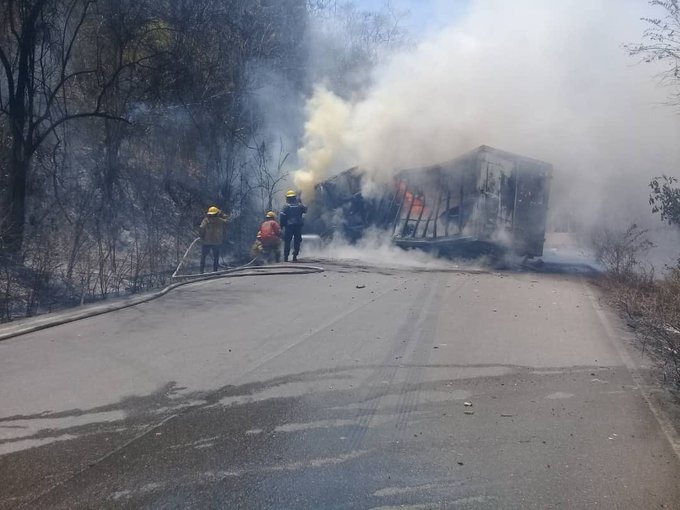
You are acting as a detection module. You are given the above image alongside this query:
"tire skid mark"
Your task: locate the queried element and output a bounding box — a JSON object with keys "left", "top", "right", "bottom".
{"left": 340, "top": 274, "right": 460, "bottom": 452}
{"left": 321, "top": 279, "right": 431, "bottom": 452}
{"left": 392, "top": 275, "right": 468, "bottom": 436}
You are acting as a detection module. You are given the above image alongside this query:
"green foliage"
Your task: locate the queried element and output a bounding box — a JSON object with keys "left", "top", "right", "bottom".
{"left": 649, "top": 175, "right": 680, "bottom": 226}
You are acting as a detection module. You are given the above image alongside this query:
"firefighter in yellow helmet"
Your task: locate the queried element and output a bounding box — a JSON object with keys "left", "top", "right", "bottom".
{"left": 199, "top": 206, "right": 228, "bottom": 273}
{"left": 279, "top": 190, "right": 307, "bottom": 262}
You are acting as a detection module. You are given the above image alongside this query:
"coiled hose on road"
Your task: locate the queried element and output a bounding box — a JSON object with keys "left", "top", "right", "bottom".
{"left": 0, "top": 239, "right": 324, "bottom": 341}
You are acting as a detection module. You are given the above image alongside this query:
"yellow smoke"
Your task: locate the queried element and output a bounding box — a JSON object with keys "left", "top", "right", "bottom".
{"left": 293, "top": 85, "right": 353, "bottom": 197}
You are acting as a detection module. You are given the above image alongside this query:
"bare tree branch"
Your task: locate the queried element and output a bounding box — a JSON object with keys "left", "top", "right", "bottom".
{"left": 33, "top": 112, "right": 129, "bottom": 153}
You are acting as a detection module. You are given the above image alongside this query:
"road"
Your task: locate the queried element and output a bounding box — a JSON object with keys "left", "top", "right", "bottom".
{"left": 1, "top": 258, "right": 679, "bottom": 509}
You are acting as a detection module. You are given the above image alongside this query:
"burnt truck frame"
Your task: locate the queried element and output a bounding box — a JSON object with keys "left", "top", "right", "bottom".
{"left": 307, "top": 145, "right": 552, "bottom": 258}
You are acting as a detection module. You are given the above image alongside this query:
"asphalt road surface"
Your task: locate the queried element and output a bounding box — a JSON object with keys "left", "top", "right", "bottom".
{"left": 1, "top": 259, "right": 679, "bottom": 509}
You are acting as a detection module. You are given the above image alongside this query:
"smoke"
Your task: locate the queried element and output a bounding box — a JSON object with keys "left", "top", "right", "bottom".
{"left": 304, "top": 227, "right": 459, "bottom": 270}
{"left": 294, "top": 85, "right": 353, "bottom": 197}
{"left": 294, "top": 0, "right": 680, "bottom": 235}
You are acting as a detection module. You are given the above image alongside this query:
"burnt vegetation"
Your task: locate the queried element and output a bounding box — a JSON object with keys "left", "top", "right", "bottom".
{"left": 596, "top": 238, "right": 680, "bottom": 389}
{"left": 590, "top": 170, "right": 680, "bottom": 390}
{"left": 594, "top": 191, "right": 680, "bottom": 389}
{"left": 0, "top": 0, "right": 407, "bottom": 321}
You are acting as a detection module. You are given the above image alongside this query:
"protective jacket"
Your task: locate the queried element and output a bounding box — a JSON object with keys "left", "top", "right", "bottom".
{"left": 199, "top": 215, "right": 228, "bottom": 245}
{"left": 280, "top": 202, "right": 307, "bottom": 227}
{"left": 259, "top": 219, "right": 281, "bottom": 245}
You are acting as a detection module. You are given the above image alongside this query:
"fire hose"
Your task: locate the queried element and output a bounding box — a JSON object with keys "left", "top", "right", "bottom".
{"left": 0, "top": 239, "right": 324, "bottom": 342}
{"left": 171, "top": 238, "right": 324, "bottom": 279}
{"left": 171, "top": 237, "right": 258, "bottom": 279}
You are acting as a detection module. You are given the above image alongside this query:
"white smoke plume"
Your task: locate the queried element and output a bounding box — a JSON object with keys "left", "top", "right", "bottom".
{"left": 304, "top": 227, "right": 459, "bottom": 270}
{"left": 294, "top": 0, "right": 680, "bottom": 234}
{"left": 294, "top": 85, "right": 353, "bottom": 197}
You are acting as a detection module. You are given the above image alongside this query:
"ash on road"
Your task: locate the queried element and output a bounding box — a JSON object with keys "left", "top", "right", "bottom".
{"left": 1, "top": 261, "right": 679, "bottom": 509}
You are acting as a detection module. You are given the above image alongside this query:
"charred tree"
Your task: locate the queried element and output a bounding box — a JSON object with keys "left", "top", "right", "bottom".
{"left": 0, "top": 0, "right": 129, "bottom": 253}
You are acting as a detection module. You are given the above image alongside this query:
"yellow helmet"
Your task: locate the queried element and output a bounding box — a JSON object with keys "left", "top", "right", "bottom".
{"left": 285, "top": 189, "right": 297, "bottom": 198}
{"left": 207, "top": 206, "right": 219, "bottom": 215}
{"left": 266, "top": 211, "right": 276, "bottom": 218}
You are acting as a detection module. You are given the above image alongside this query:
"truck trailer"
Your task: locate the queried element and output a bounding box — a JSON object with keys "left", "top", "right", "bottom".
{"left": 307, "top": 145, "right": 552, "bottom": 258}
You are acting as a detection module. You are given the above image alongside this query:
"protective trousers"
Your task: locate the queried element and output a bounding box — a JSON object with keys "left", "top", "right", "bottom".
{"left": 283, "top": 225, "right": 303, "bottom": 260}
{"left": 201, "top": 244, "right": 220, "bottom": 273}
{"left": 262, "top": 242, "right": 281, "bottom": 263}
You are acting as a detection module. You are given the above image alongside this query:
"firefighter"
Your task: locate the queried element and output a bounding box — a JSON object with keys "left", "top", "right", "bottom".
{"left": 251, "top": 231, "right": 265, "bottom": 265}
{"left": 259, "top": 211, "right": 282, "bottom": 263}
{"left": 280, "top": 189, "right": 307, "bottom": 262}
{"left": 199, "top": 206, "right": 228, "bottom": 273}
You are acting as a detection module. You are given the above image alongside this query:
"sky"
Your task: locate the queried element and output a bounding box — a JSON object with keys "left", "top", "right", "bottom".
{"left": 356, "top": 0, "right": 471, "bottom": 31}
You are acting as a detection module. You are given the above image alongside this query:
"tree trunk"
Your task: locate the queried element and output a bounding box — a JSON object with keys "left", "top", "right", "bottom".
{"left": 103, "top": 118, "right": 122, "bottom": 209}
{"left": 5, "top": 142, "right": 29, "bottom": 253}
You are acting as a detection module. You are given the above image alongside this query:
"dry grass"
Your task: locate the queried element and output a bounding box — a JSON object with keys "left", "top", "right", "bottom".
{"left": 593, "top": 223, "right": 680, "bottom": 388}
{"left": 601, "top": 269, "right": 680, "bottom": 389}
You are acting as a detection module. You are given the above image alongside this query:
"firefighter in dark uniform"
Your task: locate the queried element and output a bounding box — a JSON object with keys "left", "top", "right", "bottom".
{"left": 280, "top": 189, "right": 307, "bottom": 262}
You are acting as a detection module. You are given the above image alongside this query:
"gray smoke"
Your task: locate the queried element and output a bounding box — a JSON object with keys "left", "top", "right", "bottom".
{"left": 294, "top": 0, "right": 680, "bottom": 247}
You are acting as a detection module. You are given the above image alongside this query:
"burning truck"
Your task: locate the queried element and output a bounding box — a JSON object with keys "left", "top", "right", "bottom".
{"left": 305, "top": 145, "right": 552, "bottom": 258}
